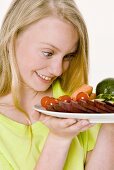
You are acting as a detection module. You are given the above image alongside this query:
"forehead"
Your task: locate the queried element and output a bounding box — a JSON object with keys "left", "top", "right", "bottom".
{"left": 18, "top": 16, "right": 79, "bottom": 52}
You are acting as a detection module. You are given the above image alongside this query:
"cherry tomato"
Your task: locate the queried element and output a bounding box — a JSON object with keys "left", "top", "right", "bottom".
{"left": 41, "top": 96, "right": 58, "bottom": 108}
{"left": 41, "top": 96, "right": 51, "bottom": 108}
{"left": 75, "top": 92, "right": 89, "bottom": 101}
{"left": 48, "top": 97, "right": 59, "bottom": 106}
{"left": 58, "top": 95, "right": 71, "bottom": 102}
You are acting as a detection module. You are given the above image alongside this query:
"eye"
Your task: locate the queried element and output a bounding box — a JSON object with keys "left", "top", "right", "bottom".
{"left": 42, "top": 51, "right": 53, "bottom": 57}
{"left": 64, "top": 53, "right": 76, "bottom": 61}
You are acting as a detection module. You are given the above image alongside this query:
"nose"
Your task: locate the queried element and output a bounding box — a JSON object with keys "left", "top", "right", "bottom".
{"left": 49, "top": 58, "right": 63, "bottom": 77}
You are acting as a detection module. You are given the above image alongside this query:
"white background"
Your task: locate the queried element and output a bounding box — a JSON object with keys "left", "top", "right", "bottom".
{"left": 0, "top": 0, "right": 114, "bottom": 91}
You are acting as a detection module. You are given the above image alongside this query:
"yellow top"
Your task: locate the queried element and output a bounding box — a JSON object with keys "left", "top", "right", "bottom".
{"left": 0, "top": 80, "right": 100, "bottom": 170}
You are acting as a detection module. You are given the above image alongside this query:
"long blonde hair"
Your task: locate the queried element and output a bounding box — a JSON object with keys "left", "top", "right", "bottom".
{"left": 0, "top": 0, "right": 89, "bottom": 109}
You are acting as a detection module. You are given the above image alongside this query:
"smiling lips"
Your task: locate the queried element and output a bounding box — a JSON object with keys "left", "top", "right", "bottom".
{"left": 37, "top": 72, "right": 52, "bottom": 81}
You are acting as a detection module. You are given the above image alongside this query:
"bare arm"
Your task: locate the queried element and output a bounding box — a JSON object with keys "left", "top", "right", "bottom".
{"left": 34, "top": 133, "right": 72, "bottom": 170}
{"left": 85, "top": 124, "right": 114, "bottom": 170}
{"left": 33, "top": 111, "right": 93, "bottom": 170}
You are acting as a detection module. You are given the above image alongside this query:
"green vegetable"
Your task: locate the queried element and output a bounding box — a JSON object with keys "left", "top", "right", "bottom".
{"left": 96, "top": 78, "right": 114, "bottom": 95}
{"left": 97, "top": 94, "right": 114, "bottom": 102}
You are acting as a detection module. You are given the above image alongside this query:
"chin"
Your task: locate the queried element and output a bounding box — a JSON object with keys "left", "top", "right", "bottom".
{"left": 32, "top": 84, "right": 52, "bottom": 92}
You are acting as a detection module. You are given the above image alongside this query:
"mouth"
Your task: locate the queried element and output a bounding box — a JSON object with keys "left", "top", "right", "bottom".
{"left": 35, "top": 72, "right": 54, "bottom": 83}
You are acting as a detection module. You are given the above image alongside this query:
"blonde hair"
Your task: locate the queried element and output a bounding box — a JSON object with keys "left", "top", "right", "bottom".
{"left": 0, "top": 0, "right": 89, "bottom": 109}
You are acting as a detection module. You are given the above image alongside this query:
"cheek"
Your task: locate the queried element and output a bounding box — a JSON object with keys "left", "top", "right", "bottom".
{"left": 15, "top": 45, "right": 38, "bottom": 72}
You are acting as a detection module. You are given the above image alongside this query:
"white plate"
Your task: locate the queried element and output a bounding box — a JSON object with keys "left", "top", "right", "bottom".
{"left": 34, "top": 105, "right": 114, "bottom": 123}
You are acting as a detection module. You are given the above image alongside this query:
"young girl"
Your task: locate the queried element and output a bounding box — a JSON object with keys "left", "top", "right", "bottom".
{"left": 0, "top": 0, "right": 114, "bottom": 170}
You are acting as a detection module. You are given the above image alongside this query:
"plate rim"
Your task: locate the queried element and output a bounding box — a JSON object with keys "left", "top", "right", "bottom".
{"left": 34, "top": 105, "right": 114, "bottom": 117}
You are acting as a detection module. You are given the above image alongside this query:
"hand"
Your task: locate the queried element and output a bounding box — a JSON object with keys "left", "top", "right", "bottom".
{"left": 32, "top": 110, "right": 94, "bottom": 140}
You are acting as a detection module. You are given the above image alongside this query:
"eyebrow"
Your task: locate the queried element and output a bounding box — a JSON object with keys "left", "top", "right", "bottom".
{"left": 40, "top": 42, "right": 78, "bottom": 53}
{"left": 40, "top": 42, "right": 60, "bottom": 51}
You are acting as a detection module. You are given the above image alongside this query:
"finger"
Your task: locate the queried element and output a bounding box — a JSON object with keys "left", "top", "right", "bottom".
{"left": 44, "top": 118, "right": 78, "bottom": 130}
{"left": 56, "top": 118, "right": 78, "bottom": 128}
{"left": 53, "top": 120, "right": 90, "bottom": 136}
{"left": 67, "top": 119, "right": 90, "bottom": 132}
{"left": 80, "top": 123, "right": 94, "bottom": 132}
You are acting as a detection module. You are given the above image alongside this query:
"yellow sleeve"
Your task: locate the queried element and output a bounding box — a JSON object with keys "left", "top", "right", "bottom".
{"left": 78, "top": 124, "right": 101, "bottom": 161}
{"left": 0, "top": 153, "right": 14, "bottom": 170}
{"left": 87, "top": 124, "right": 101, "bottom": 151}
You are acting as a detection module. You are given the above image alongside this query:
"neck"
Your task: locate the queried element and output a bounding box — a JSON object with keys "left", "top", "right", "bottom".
{"left": 19, "top": 86, "right": 52, "bottom": 117}
{"left": 0, "top": 86, "right": 53, "bottom": 125}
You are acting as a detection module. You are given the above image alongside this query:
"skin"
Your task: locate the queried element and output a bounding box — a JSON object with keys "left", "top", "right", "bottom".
{"left": 14, "top": 16, "right": 80, "bottom": 119}
{"left": 85, "top": 124, "right": 114, "bottom": 170}
{"left": 15, "top": 16, "right": 79, "bottom": 92}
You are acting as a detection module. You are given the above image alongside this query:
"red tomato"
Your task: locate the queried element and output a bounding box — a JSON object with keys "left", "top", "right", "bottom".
{"left": 48, "top": 97, "right": 59, "bottom": 106}
{"left": 58, "top": 95, "right": 71, "bottom": 102}
{"left": 41, "top": 96, "right": 51, "bottom": 108}
{"left": 41, "top": 96, "right": 58, "bottom": 108}
{"left": 75, "top": 92, "right": 89, "bottom": 101}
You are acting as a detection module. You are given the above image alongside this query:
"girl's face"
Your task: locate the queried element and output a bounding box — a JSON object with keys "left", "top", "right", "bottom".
{"left": 15, "top": 16, "right": 79, "bottom": 92}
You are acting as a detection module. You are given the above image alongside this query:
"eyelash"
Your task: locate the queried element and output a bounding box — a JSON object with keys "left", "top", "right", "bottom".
{"left": 42, "top": 51, "right": 75, "bottom": 60}
{"left": 42, "top": 51, "right": 53, "bottom": 58}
